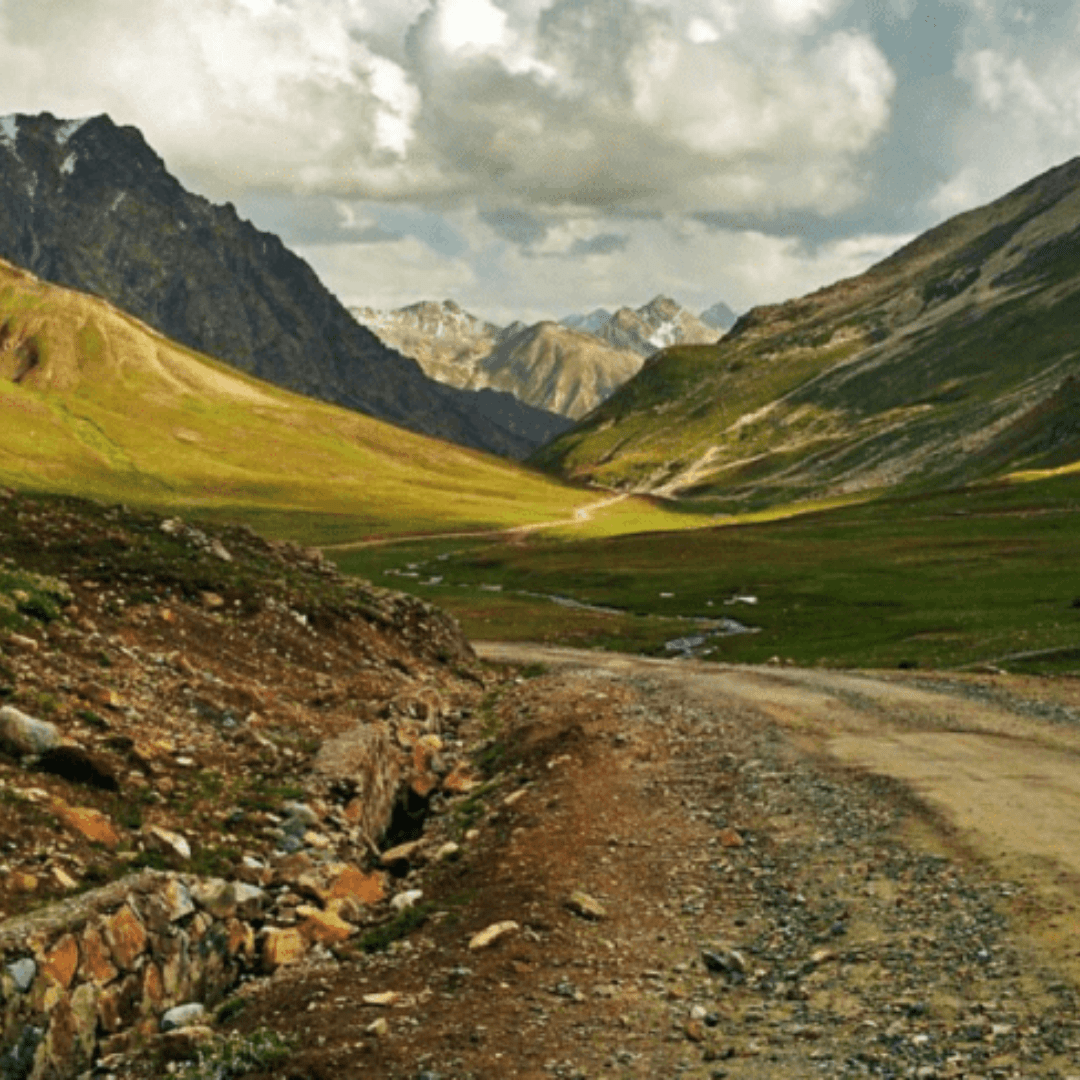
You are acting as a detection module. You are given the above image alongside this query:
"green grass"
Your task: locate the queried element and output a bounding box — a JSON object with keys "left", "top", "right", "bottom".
{"left": 0, "top": 260, "right": 614, "bottom": 541}
{"left": 331, "top": 472, "right": 1080, "bottom": 671}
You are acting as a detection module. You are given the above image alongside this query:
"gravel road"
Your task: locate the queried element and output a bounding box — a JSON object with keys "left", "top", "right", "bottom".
{"left": 218, "top": 645, "right": 1080, "bottom": 1080}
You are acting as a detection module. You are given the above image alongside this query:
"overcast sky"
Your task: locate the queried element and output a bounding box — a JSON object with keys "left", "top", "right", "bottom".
{"left": 2, "top": 0, "right": 1078, "bottom": 323}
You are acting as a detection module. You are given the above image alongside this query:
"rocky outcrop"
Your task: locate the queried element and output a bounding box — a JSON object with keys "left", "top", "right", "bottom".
{"left": 0, "top": 112, "right": 565, "bottom": 459}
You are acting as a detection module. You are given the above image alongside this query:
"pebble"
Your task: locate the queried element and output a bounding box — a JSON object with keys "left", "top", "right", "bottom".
{"left": 468, "top": 921, "right": 519, "bottom": 950}
{"left": 160, "top": 1003, "right": 207, "bottom": 1032}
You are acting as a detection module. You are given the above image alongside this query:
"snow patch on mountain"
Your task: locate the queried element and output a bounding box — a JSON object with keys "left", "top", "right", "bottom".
{"left": 55, "top": 118, "right": 91, "bottom": 145}
{"left": 0, "top": 116, "right": 18, "bottom": 149}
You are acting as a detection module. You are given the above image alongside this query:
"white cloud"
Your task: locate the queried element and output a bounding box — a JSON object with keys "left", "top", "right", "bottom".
{"left": 770, "top": 0, "right": 843, "bottom": 29}
{"left": 436, "top": 0, "right": 511, "bottom": 53}
{"left": 687, "top": 17, "right": 722, "bottom": 43}
{"left": 928, "top": 28, "right": 1080, "bottom": 217}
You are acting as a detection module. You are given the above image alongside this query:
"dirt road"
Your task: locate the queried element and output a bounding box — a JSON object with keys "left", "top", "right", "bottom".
{"left": 323, "top": 492, "right": 629, "bottom": 551}
{"left": 478, "top": 643, "right": 1080, "bottom": 887}
{"left": 225, "top": 644, "right": 1080, "bottom": 1080}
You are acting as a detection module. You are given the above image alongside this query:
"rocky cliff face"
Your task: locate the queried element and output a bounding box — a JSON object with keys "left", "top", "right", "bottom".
{"left": 0, "top": 112, "right": 565, "bottom": 459}
{"left": 351, "top": 300, "right": 505, "bottom": 386}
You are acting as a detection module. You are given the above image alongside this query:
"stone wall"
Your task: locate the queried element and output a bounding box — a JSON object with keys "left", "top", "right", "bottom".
{"left": 1, "top": 869, "right": 301, "bottom": 1079}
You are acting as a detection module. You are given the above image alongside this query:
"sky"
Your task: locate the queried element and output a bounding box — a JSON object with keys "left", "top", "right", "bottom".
{"left": 1, "top": 0, "right": 1079, "bottom": 324}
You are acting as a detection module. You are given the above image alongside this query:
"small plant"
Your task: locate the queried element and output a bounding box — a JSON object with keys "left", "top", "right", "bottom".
{"left": 359, "top": 901, "right": 432, "bottom": 953}
{"left": 215, "top": 997, "right": 248, "bottom": 1024}
{"left": 171, "top": 1029, "right": 294, "bottom": 1079}
{"left": 519, "top": 663, "right": 548, "bottom": 679}
{"left": 77, "top": 708, "right": 109, "bottom": 730}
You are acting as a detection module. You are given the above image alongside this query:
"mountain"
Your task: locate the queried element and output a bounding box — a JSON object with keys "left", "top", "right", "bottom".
{"left": 351, "top": 299, "right": 505, "bottom": 386}
{"left": 561, "top": 308, "right": 615, "bottom": 335}
{"left": 0, "top": 111, "right": 566, "bottom": 459}
{"left": 700, "top": 300, "right": 738, "bottom": 332}
{"left": 584, "top": 297, "right": 721, "bottom": 357}
{"left": 0, "top": 256, "right": 594, "bottom": 534}
{"left": 353, "top": 302, "right": 643, "bottom": 419}
{"left": 534, "top": 157, "right": 1080, "bottom": 503}
{"left": 472, "top": 322, "right": 645, "bottom": 420}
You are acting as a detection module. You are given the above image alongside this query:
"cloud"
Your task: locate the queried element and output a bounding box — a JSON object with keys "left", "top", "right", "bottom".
{"left": 0, "top": 0, "right": 899, "bottom": 218}
{"left": 568, "top": 233, "right": 631, "bottom": 256}
{"left": 922, "top": 4, "right": 1080, "bottom": 217}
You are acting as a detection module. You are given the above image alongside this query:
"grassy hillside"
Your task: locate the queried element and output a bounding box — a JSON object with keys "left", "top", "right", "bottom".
{"left": 0, "top": 259, "right": 608, "bottom": 542}
{"left": 536, "top": 157, "right": 1080, "bottom": 506}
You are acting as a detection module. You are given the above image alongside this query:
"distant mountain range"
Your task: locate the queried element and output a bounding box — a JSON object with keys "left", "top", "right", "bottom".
{"left": 534, "top": 156, "right": 1080, "bottom": 504}
{"left": 353, "top": 295, "right": 732, "bottom": 419}
{"left": 0, "top": 111, "right": 569, "bottom": 459}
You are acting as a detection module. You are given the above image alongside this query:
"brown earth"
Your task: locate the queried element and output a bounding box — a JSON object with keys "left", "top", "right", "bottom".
{"left": 118, "top": 644, "right": 1080, "bottom": 1080}
{"left": 6, "top": 489, "right": 1080, "bottom": 1079}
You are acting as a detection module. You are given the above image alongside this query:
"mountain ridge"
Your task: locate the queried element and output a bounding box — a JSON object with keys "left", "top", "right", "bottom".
{"left": 0, "top": 111, "right": 568, "bottom": 459}
{"left": 533, "top": 156, "right": 1080, "bottom": 502}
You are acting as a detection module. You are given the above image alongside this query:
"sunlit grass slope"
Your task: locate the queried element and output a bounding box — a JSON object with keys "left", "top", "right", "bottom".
{"left": 0, "top": 259, "right": 608, "bottom": 541}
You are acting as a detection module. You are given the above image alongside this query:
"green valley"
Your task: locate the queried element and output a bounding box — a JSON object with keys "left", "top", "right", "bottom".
{"left": 332, "top": 470, "right": 1080, "bottom": 673}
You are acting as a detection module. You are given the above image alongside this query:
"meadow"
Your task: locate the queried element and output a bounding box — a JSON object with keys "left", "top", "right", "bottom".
{"left": 330, "top": 471, "right": 1080, "bottom": 673}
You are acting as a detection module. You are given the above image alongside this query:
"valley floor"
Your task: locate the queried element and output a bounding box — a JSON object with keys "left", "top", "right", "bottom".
{"left": 188, "top": 647, "right": 1080, "bottom": 1080}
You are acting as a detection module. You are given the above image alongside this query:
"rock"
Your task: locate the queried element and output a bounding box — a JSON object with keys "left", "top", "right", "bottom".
{"left": 10, "top": 871, "right": 38, "bottom": 894}
{"left": 379, "top": 839, "right": 426, "bottom": 870}
{"left": 325, "top": 864, "right": 387, "bottom": 905}
{"left": 702, "top": 948, "right": 747, "bottom": 978}
{"left": 52, "top": 866, "right": 78, "bottom": 890}
{"left": 41, "top": 934, "right": 80, "bottom": 989}
{"left": 191, "top": 879, "right": 237, "bottom": 920}
{"left": 52, "top": 801, "right": 121, "bottom": 849}
{"left": 161, "top": 878, "right": 196, "bottom": 922}
{"left": 391, "top": 890, "right": 424, "bottom": 913}
{"left": 156, "top": 1026, "right": 216, "bottom": 1063}
{"left": 0, "top": 704, "right": 61, "bottom": 756}
{"left": 208, "top": 539, "right": 232, "bottom": 563}
{"left": 260, "top": 927, "right": 307, "bottom": 973}
{"left": 0, "top": 1025, "right": 43, "bottom": 1078}
{"left": 300, "top": 910, "right": 354, "bottom": 946}
{"left": 7, "top": 632, "right": 39, "bottom": 652}
{"left": 7, "top": 958, "right": 37, "bottom": 992}
{"left": 442, "top": 764, "right": 478, "bottom": 794}
{"left": 104, "top": 905, "right": 148, "bottom": 971}
{"left": 233, "top": 883, "right": 268, "bottom": 919}
{"left": 567, "top": 891, "right": 607, "bottom": 920}
{"left": 717, "top": 828, "right": 744, "bottom": 848}
{"left": 503, "top": 787, "right": 528, "bottom": 807}
{"left": 686, "top": 1018, "right": 706, "bottom": 1042}
{"left": 200, "top": 591, "right": 225, "bottom": 610}
{"left": 366, "top": 1017, "right": 390, "bottom": 1037}
{"left": 435, "top": 841, "right": 460, "bottom": 862}
{"left": 143, "top": 824, "right": 192, "bottom": 860}
{"left": 36, "top": 744, "right": 119, "bottom": 790}
{"left": 160, "top": 1003, "right": 207, "bottom": 1032}
{"left": 362, "top": 991, "right": 400, "bottom": 1007}
{"left": 78, "top": 926, "right": 119, "bottom": 986}
{"left": 468, "top": 921, "right": 519, "bottom": 950}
